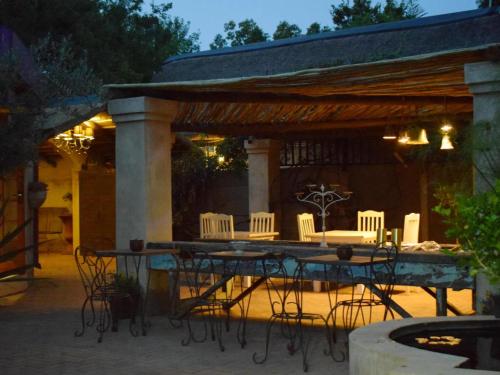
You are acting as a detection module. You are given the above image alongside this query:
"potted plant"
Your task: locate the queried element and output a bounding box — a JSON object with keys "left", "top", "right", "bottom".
{"left": 435, "top": 179, "right": 500, "bottom": 316}
{"left": 109, "top": 273, "right": 141, "bottom": 331}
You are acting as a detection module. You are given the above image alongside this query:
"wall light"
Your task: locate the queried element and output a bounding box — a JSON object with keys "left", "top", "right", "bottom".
{"left": 440, "top": 122, "right": 454, "bottom": 150}
{"left": 382, "top": 126, "right": 397, "bottom": 140}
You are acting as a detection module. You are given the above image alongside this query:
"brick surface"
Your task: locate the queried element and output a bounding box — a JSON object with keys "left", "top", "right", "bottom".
{"left": 0, "top": 254, "right": 348, "bottom": 375}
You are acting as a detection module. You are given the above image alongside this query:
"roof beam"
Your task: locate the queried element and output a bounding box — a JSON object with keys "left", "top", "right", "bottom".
{"left": 172, "top": 112, "right": 472, "bottom": 136}
{"left": 148, "top": 91, "right": 472, "bottom": 106}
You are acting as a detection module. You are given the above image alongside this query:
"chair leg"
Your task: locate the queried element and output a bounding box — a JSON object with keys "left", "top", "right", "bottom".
{"left": 313, "top": 280, "right": 322, "bottom": 293}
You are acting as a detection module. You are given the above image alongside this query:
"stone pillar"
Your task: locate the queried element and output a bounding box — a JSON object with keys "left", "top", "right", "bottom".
{"left": 464, "top": 61, "right": 500, "bottom": 193}
{"left": 108, "top": 97, "right": 177, "bottom": 305}
{"left": 464, "top": 61, "right": 500, "bottom": 313}
{"left": 244, "top": 139, "right": 281, "bottom": 230}
{"left": 108, "top": 96, "right": 177, "bottom": 246}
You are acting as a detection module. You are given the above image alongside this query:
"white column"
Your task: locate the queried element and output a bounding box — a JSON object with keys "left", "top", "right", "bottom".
{"left": 464, "top": 61, "right": 500, "bottom": 194}
{"left": 244, "top": 139, "right": 281, "bottom": 215}
{"left": 464, "top": 61, "right": 500, "bottom": 313}
{"left": 108, "top": 96, "right": 177, "bottom": 248}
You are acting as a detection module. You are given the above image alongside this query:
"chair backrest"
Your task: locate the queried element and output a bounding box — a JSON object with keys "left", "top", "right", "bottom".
{"left": 200, "top": 212, "right": 217, "bottom": 239}
{"left": 74, "top": 246, "right": 100, "bottom": 298}
{"left": 213, "top": 213, "right": 234, "bottom": 239}
{"left": 297, "top": 213, "right": 315, "bottom": 242}
{"left": 357, "top": 210, "right": 385, "bottom": 232}
{"left": 250, "top": 212, "right": 275, "bottom": 233}
{"left": 403, "top": 213, "right": 420, "bottom": 244}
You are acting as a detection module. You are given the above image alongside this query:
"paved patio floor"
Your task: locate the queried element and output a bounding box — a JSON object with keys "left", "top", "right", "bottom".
{"left": 0, "top": 254, "right": 349, "bottom": 375}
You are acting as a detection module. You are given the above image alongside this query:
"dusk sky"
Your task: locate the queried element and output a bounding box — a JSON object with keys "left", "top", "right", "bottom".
{"left": 162, "top": 0, "right": 479, "bottom": 50}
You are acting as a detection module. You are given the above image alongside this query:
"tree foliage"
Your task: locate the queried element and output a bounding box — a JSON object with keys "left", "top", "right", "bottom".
{"left": 0, "top": 34, "right": 102, "bottom": 176}
{"left": 0, "top": 0, "right": 200, "bottom": 83}
{"left": 210, "top": 19, "right": 268, "bottom": 49}
{"left": 331, "top": 0, "right": 424, "bottom": 30}
{"left": 476, "top": 0, "right": 500, "bottom": 7}
{"left": 273, "top": 21, "right": 302, "bottom": 40}
{"left": 306, "top": 22, "right": 332, "bottom": 35}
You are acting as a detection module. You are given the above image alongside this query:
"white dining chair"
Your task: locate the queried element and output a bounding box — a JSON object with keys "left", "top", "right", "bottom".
{"left": 403, "top": 213, "right": 420, "bottom": 245}
{"left": 297, "top": 213, "right": 316, "bottom": 242}
{"left": 357, "top": 210, "right": 385, "bottom": 232}
{"left": 250, "top": 212, "right": 275, "bottom": 240}
{"left": 213, "top": 213, "right": 235, "bottom": 240}
{"left": 297, "top": 213, "right": 322, "bottom": 292}
{"left": 200, "top": 212, "right": 218, "bottom": 239}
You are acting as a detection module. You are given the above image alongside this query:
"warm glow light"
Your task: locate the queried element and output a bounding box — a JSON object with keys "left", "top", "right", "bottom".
{"left": 382, "top": 126, "right": 397, "bottom": 140}
{"left": 417, "top": 128, "right": 429, "bottom": 144}
{"left": 441, "top": 123, "right": 453, "bottom": 132}
{"left": 217, "top": 155, "right": 225, "bottom": 164}
{"left": 398, "top": 131, "right": 409, "bottom": 144}
{"left": 440, "top": 134, "right": 454, "bottom": 150}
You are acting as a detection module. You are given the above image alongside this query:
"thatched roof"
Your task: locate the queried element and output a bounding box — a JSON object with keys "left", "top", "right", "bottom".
{"left": 105, "top": 8, "right": 500, "bottom": 137}
{"left": 154, "top": 7, "right": 500, "bottom": 83}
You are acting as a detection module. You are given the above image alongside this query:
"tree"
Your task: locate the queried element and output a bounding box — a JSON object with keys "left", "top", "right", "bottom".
{"left": 306, "top": 22, "right": 332, "bottom": 35}
{"left": 330, "top": 0, "right": 424, "bottom": 30}
{"left": 210, "top": 19, "right": 268, "bottom": 49}
{"left": 0, "top": 32, "right": 102, "bottom": 176}
{"left": 477, "top": 0, "right": 500, "bottom": 7}
{"left": 273, "top": 21, "right": 302, "bottom": 40}
{"left": 0, "top": 0, "right": 200, "bottom": 83}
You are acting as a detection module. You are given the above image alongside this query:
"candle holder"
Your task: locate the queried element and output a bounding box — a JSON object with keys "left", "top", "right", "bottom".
{"left": 296, "top": 184, "right": 351, "bottom": 247}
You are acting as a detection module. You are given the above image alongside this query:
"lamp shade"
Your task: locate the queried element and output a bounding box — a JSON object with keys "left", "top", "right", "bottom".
{"left": 440, "top": 134, "right": 454, "bottom": 150}
{"left": 417, "top": 128, "right": 429, "bottom": 144}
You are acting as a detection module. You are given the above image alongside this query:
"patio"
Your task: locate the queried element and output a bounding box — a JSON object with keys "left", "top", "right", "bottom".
{"left": 0, "top": 253, "right": 473, "bottom": 375}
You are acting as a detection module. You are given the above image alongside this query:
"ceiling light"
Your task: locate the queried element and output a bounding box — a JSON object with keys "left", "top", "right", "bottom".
{"left": 398, "top": 130, "right": 409, "bottom": 144}
{"left": 382, "top": 126, "right": 397, "bottom": 140}
{"left": 441, "top": 123, "right": 453, "bottom": 133}
{"left": 440, "top": 134, "right": 454, "bottom": 150}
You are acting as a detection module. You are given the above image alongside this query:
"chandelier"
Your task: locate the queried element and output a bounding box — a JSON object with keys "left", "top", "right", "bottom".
{"left": 53, "top": 121, "right": 94, "bottom": 154}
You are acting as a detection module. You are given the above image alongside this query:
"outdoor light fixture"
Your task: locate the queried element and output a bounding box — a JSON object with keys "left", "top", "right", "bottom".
{"left": 407, "top": 128, "right": 429, "bottom": 145}
{"left": 397, "top": 130, "right": 409, "bottom": 144}
{"left": 440, "top": 134, "right": 454, "bottom": 150}
{"left": 382, "top": 126, "right": 397, "bottom": 140}
{"left": 53, "top": 121, "right": 95, "bottom": 154}
{"left": 440, "top": 122, "right": 454, "bottom": 150}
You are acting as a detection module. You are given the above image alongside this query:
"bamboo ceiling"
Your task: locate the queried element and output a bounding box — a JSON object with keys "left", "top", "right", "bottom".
{"left": 105, "top": 45, "right": 500, "bottom": 137}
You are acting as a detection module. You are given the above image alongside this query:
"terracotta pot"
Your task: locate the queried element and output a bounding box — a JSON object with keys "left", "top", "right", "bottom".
{"left": 129, "top": 239, "right": 144, "bottom": 252}
{"left": 337, "top": 245, "right": 353, "bottom": 260}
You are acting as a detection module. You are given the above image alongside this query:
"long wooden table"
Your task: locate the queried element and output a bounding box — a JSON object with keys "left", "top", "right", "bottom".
{"left": 149, "top": 241, "right": 474, "bottom": 318}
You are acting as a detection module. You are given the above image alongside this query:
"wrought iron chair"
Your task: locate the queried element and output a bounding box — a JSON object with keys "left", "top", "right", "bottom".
{"left": 74, "top": 246, "right": 136, "bottom": 342}
{"left": 325, "top": 244, "right": 399, "bottom": 357}
{"left": 170, "top": 249, "right": 229, "bottom": 351}
{"left": 253, "top": 254, "right": 329, "bottom": 372}
{"left": 74, "top": 246, "right": 102, "bottom": 337}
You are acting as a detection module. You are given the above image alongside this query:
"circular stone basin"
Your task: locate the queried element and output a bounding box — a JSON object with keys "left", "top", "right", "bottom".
{"left": 349, "top": 316, "right": 499, "bottom": 375}
{"left": 391, "top": 319, "right": 500, "bottom": 371}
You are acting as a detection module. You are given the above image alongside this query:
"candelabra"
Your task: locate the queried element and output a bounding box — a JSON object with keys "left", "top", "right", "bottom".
{"left": 296, "top": 184, "right": 352, "bottom": 247}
